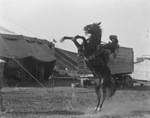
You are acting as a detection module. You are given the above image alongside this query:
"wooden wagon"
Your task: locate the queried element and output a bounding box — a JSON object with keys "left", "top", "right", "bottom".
{"left": 78, "top": 46, "right": 134, "bottom": 88}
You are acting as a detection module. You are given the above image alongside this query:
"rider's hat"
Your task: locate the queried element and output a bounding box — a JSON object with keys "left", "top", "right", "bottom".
{"left": 109, "top": 35, "right": 118, "bottom": 43}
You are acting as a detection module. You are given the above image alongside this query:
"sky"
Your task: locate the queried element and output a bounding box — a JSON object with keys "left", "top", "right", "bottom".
{"left": 0, "top": 0, "right": 150, "bottom": 60}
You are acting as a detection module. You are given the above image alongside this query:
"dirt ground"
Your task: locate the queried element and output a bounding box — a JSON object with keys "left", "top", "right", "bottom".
{"left": 0, "top": 86, "right": 150, "bottom": 118}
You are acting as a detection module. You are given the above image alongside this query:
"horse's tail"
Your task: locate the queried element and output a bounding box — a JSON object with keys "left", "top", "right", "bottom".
{"left": 106, "top": 77, "right": 116, "bottom": 98}
{"left": 60, "top": 36, "right": 73, "bottom": 42}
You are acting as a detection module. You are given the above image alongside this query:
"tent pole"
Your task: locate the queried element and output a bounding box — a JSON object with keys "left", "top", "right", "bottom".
{"left": 0, "top": 89, "right": 5, "bottom": 112}
{"left": 43, "top": 63, "right": 45, "bottom": 81}
{"left": 36, "top": 61, "right": 38, "bottom": 81}
{"left": 0, "top": 63, "right": 5, "bottom": 112}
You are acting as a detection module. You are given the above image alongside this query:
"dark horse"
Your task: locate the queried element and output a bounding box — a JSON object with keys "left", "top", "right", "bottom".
{"left": 60, "top": 22, "right": 116, "bottom": 111}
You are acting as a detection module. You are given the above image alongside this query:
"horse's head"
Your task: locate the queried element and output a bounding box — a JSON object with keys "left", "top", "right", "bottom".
{"left": 84, "top": 22, "right": 102, "bottom": 35}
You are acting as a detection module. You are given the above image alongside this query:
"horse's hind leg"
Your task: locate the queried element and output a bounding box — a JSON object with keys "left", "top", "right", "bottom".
{"left": 94, "top": 86, "right": 101, "bottom": 111}
{"left": 98, "top": 85, "right": 106, "bottom": 111}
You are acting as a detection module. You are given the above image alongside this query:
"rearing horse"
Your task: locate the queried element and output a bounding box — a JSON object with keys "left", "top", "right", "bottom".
{"left": 60, "top": 22, "right": 116, "bottom": 111}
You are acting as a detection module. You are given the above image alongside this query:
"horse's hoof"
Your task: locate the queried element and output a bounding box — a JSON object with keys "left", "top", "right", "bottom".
{"left": 94, "top": 107, "right": 97, "bottom": 111}
{"left": 94, "top": 107, "right": 101, "bottom": 112}
{"left": 97, "top": 107, "right": 101, "bottom": 112}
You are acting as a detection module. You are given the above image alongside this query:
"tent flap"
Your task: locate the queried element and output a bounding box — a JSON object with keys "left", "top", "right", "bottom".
{"left": 0, "top": 33, "right": 56, "bottom": 62}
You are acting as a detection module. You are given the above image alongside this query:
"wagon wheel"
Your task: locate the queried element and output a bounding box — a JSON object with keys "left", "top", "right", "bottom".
{"left": 124, "top": 75, "right": 133, "bottom": 88}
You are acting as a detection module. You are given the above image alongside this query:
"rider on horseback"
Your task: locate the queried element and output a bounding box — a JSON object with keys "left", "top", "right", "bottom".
{"left": 103, "top": 35, "right": 119, "bottom": 54}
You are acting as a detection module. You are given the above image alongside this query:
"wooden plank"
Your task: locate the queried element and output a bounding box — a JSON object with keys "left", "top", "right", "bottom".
{"left": 108, "top": 47, "right": 133, "bottom": 74}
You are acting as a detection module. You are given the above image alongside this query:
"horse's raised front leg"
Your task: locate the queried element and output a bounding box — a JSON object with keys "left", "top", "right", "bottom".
{"left": 60, "top": 36, "right": 73, "bottom": 42}
{"left": 60, "top": 36, "right": 82, "bottom": 49}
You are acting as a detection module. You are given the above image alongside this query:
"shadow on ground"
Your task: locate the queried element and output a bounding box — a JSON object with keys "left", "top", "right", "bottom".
{"left": 119, "top": 86, "right": 150, "bottom": 91}
{"left": 8, "top": 110, "right": 84, "bottom": 116}
{"left": 131, "top": 110, "right": 150, "bottom": 115}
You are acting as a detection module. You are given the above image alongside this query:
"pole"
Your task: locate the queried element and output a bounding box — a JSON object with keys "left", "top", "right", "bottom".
{"left": 0, "top": 63, "right": 5, "bottom": 112}
{"left": 0, "top": 89, "right": 5, "bottom": 112}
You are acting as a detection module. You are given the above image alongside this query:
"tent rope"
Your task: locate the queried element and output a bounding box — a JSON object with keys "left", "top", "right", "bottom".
{"left": 52, "top": 48, "right": 78, "bottom": 70}
{"left": 33, "top": 43, "right": 78, "bottom": 70}
{"left": 12, "top": 58, "right": 46, "bottom": 88}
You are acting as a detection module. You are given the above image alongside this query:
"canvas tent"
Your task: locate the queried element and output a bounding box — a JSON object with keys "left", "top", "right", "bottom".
{"left": 0, "top": 33, "right": 56, "bottom": 62}
{"left": 0, "top": 27, "right": 56, "bottom": 83}
{"left": 131, "top": 59, "right": 150, "bottom": 81}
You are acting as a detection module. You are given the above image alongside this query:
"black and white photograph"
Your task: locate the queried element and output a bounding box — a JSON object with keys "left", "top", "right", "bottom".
{"left": 0, "top": 0, "right": 150, "bottom": 117}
